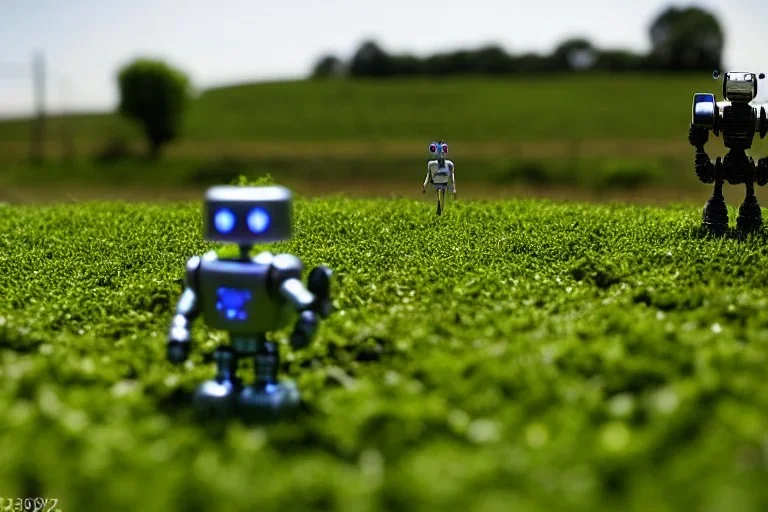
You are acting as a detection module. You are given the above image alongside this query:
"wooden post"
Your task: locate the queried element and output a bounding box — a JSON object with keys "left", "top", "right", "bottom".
{"left": 29, "top": 51, "right": 46, "bottom": 164}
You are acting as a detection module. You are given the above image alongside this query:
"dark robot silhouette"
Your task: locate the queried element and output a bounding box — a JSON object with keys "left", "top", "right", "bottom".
{"left": 689, "top": 71, "right": 768, "bottom": 234}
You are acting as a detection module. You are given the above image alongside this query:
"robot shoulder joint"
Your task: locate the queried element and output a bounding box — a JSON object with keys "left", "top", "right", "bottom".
{"left": 270, "top": 253, "right": 304, "bottom": 283}
{"left": 185, "top": 255, "right": 202, "bottom": 289}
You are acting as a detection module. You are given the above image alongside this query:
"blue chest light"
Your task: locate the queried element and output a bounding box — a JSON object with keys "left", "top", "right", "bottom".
{"left": 216, "top": 287, "right": 252, "bottom": 321}
{"left": 213, "top": 208, "right": 236, "bottom": 234}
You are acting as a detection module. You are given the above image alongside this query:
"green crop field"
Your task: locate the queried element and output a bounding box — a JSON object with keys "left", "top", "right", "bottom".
{"left": 2, "top": 192, "right": 768, "bottom": 511}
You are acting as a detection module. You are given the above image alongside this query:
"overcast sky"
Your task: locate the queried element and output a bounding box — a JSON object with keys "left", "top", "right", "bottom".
{"left": 0, "top": 0, "right": 766, "bottom": 117}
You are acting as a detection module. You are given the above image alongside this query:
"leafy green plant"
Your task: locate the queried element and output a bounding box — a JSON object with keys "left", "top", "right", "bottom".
{"left": 1, "top": 198, "right": 768, "bottom": 510}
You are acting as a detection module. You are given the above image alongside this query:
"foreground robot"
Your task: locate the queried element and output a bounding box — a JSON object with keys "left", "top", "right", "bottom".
{"left": 422, "top": 140, "right": 456, "bottom": 215}
{"left": 167, "top": 185, "right": 332, "bottom": 420}
{"left": 689, "top": 71, "right": 768, "bottom": 234}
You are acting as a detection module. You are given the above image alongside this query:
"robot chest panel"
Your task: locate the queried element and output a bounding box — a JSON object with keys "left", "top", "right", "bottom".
{"left": 198, "top": 259, "right": 294, "bottom": 333}
{"left": 722, "top": 105, "right": 756, "bottom": 148}
{"left": 430, "top": 162, "right": 450, "bottom": 183}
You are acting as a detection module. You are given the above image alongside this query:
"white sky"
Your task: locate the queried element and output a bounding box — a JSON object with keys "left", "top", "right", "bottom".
{"left": 0, "top": 0, "right": 766, "bottom": 117}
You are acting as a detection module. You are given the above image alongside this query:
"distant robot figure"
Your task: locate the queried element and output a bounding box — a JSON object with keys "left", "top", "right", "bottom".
{"left": 689, "top": 71, "right": 768, "bottom": 234}
{"left": 422, "top": 140, "right": 456, "bottom": 215}
{"left": 167, "top": 185, "right": 333, "bottom": 420}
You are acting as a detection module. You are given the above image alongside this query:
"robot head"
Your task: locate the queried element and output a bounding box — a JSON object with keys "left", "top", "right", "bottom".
{"left": 428, "top": 141, "right": 448, "bottom": 159}
{"left": 722, "top": 72, "right": 759, "bottom": 103}
{"left": 203, "top": 185, "right": 292, "bottom": 244}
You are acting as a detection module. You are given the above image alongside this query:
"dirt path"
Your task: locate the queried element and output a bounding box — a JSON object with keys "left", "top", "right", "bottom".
{"left": 3, "top": 179, "right": 766, "bottom": 206}
{"left": 4, "top": 136, "right": 766, "bottom": 160}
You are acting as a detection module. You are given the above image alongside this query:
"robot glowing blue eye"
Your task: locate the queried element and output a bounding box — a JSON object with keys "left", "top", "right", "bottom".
{"left": 213, "top": 208, "right": 236, "bottom": 233}
{"left": 247, "top": 207, "right": 271, "bottom": 234}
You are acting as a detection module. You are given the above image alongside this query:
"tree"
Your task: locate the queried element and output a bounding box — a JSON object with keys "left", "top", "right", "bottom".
{"left": 594, "top": 50, "right": 649, "bottom": 72}
{"left": 552, "top": 38, "right": 598, "bottom": 71}
{"left": 311, "top": 54, "right": 344, "bottom": 78}
{"left": 117, "top": 59, "right": 191, "bottom": 158}
{"left": 348, "top": 41, "right": 395, "bottom": 77}
{"left": 648, "top": 6, "right": 724, "bottom": 71}
{"left": 471, "top": 45, "right": 512, "bottom": 74}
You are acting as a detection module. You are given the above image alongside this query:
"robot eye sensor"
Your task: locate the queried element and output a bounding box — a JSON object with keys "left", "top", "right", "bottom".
{"left": 247, "top": 207, "right": 271, "bottom": 234}
{"left": 213, "top": 207, "right": 237, "bottom": 234}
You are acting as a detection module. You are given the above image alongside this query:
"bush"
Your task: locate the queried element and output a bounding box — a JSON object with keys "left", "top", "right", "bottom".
{"left": 117, "top": 59, "right": 191, "bottom": 158}
{"left": 94, "top": 137, "right": 133, "bottom": 164}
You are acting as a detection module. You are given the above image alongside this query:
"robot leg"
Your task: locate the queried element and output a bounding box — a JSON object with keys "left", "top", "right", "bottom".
{"left": 702, "top": 158, "right": 728, "bottom": 235}
{"left": 193, "top": 346, "right": 241, "bottom": 417}
{"left": 237, "top": 340, "right": 300, "bottom": 420}
{"left": 737, "top": 179, "right": 762, "bottom": 233}
{"left": 436, "top": 189, "right": 444, "bottom": 216}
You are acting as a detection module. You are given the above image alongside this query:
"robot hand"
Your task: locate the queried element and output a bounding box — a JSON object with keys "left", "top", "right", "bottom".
{"left": 422, "top": 185, "right": 427, "bottom": 194}
{"left": 688, "top": 124, "right": 709, "bottom": 148}
{"left": 290, "top": 310, "right": 318, "bottom": 350}
{"left": 452, "top": 188, "right": 457, "bottom": 199}
{"left": 695, "top": 153, "right": 716, "bottom": 184}
{"left": 167, "top": 316, "right": 191, "bottom": 364}
{"left": 308, "top": 265, "right": 333, "bottom": 318}
{"left": 167, "top": 342, "right": 190, "bottom": 364}
{"left": 757, "top": 158, "right": 768, "bottom": 187}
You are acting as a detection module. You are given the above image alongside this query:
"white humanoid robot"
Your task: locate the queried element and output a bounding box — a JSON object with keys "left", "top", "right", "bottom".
{"left": 422, "top": 140, "right": 456, "bottom": 216}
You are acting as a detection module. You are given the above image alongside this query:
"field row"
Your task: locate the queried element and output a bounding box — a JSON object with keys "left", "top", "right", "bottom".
{"left": 2, "top": 198, "right": 768, "bottom": 510}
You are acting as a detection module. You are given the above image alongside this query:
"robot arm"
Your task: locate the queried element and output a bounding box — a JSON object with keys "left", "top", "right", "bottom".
{"left": 167, "top": 256, "right": 201, "bottom": 364}
{"left": 272, "top": 255, "right": 333, "bottom": 349}
{"left": 422, "top": 164, "right": 432, "bottom": 192}
{"left": 690, "top": 94, "right": 719, "bottom": 184}
{"left": 450, "top": 162, "right": 457, "bottom": 196}
{"left": 758, "top": 157, "right": 768, "bottom": 186}
{"left": 688, "top": 124, "right": 716, "bottom": 184}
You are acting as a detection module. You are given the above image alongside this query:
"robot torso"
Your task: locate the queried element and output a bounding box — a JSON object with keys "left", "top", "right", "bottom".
{"left": 428, "top": 159, "right": 454, "bottom": 185}
{"left": 720, "top": 102, "right": 757, "bottom": 150}
{"left": 194, "top": 250, "right": 297, "bottom": 334}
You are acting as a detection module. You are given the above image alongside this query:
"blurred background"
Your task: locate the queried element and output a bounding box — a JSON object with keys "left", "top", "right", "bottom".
{"left": 0, "top": 0, "right": 766, "bottom": 204}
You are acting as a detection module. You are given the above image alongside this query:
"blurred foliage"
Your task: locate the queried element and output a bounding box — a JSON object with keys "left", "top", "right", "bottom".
{"left": 94, "top": 137, "right": 134, "bottom": 164}
{"left": 117, "top": 59, "right": 192, "bottom": 158}
{"left": 3, "top": 199, "right": 768, "bottom": 510}
{"left": 312, "top": 55, "right": 346, "bottom": 79}
{"left": 648, "top": 6, "right": 724, "bottom": 72}
{"left": 313, "top": 5, "right": 722, "bottom": 78}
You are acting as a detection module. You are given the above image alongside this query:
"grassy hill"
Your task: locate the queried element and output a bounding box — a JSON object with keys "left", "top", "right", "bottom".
{"left": 0, "top": 74, "right": 732, "bottom": 144}
{"left": 1, "top": 74, "right": 766, "bottom": 193}
{"left": 2, "top": 196, "right": 768, "bottom": 510}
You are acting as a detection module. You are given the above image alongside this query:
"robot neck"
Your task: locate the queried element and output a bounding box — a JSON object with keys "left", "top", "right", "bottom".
{"left": 237, "top": 244, "right": 253, "bottom": 260}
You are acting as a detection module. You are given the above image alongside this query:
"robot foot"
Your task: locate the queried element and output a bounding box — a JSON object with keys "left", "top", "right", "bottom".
{"left": 736, "top": 195, "right": 763, "bottom": 233}
{"left": 236, "top": 380, "right": 300, "bottom": 422}
{"left": 192, "top": 378, "right": 241, "bottom": 418}
{"left": 701, "top": 194, "right": 728, "bottom": 236}
{"left": 436, "top": 202, "right": 442, "bottom": 216}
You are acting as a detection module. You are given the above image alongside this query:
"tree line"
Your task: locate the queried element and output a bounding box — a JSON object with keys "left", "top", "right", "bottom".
{"left": 311, "top": 6, "right": 724, "bottom": 78}
{"left": 101, "top": 5, "right": 723, "bottom": 159}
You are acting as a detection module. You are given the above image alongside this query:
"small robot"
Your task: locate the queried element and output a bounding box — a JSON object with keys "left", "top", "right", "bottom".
{"left": 689, "top": 71, "right": 768, "bottom": 234}
{"left": 422, "top": 140, "right": 456, "bottom": 215}
{"left": 167, "top": 185, "right": 333, "bottom": 420}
